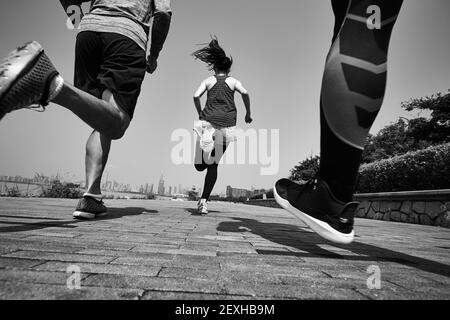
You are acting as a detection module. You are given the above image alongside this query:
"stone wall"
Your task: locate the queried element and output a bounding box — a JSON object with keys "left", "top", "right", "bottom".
{"left": 354, "top": 190, "right": 450, "bottom": 228}
{"left": 245, "top": 189, "right": 450, "bottom": 228}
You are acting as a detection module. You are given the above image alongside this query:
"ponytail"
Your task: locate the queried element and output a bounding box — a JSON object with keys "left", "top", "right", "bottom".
{"left": 192, "top": 36, "right": 233, "bottom": 72}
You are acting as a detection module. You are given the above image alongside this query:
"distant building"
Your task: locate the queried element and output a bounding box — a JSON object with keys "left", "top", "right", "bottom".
{"left": 226, "top": 185, "right": 252, "bottom": 199}
{"left": 157, "top": 175, "right": 165, "bottom": 195}
{"left": 168, "top": 186, "right": 172, "bottom": 196}
{"left": 252, "top": 188, "right": 267, "bottom": 196}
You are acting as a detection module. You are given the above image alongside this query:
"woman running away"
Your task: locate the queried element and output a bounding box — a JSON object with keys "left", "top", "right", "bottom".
{"left": 192, "top": 37, "right": 252, "bottom": 214}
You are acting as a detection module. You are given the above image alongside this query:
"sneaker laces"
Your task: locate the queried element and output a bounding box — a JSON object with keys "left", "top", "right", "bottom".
{"left": 25, "top": 104, "right": 46, "bottom": 112}
{"left": 293, "top": 175, "right": 320, "bottom": 203}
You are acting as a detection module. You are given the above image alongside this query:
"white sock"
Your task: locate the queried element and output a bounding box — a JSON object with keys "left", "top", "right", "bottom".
{"left": 83, "top": 192, "right": 103, "bottom": 201}
{"left": 48, "top": 75, "right": 64, "bottom": 102}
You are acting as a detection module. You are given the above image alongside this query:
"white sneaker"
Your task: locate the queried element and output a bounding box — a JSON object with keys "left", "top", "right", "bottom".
{"left": 197, "top": 198, "right": 208, "bottom": 214}
{"left": 193, "top": 120, "right": 215, "bottom": 153}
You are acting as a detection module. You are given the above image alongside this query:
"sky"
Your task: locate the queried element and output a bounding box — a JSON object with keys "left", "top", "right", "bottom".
{"left": 0, "top": 0, "right": 449, "bottom": 194}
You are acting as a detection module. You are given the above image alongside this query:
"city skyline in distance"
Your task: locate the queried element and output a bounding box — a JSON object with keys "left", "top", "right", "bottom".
{"left": 0, "top": 172, "right": 269, "bottom": 198}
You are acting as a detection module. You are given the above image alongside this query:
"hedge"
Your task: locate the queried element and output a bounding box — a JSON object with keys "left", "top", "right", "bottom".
{"left": 356, "top": 143, "right": 450, "bottom": 193}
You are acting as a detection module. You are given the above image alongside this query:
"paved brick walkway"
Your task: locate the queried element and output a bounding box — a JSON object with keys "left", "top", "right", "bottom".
{"left": 0, "top": 198, "right": 449, "bottom": 300}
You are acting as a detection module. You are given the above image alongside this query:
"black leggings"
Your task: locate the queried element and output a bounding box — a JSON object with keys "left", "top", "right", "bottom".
{"left": 331, "top": 0, "right": 350, "bottom": 42}
{"left": 195, "top": 144, "right": 227, "bottom": 200}
{"left": 319, "top": 0, "right": 403, "bottom": 202}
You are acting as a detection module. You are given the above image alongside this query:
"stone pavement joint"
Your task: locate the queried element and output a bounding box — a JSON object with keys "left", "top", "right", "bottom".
{"left": 0, "top": 198, "right": 449, "bottom": 300}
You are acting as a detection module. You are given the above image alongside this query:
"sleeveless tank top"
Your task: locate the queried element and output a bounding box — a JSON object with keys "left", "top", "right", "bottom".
{"left": 200, "top": 75, "right": 237, "bottom": 128}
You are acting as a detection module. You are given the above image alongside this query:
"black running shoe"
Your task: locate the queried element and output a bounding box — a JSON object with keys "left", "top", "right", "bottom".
{"left": 73, "top": 196, "right": 107, "bottom": 220}
{"left": 0, "top": 41, "right": 59, "bottom": 120}
{"left": 274, "top": 178, "right": 359, "bottom": 244}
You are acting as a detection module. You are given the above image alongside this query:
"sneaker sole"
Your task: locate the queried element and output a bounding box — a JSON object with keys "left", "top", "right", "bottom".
{"left": 273, "top": 183, "right": 354, "bottom": 244}
{"left": 0, "top": 41, "right": 56, "bottom": 119}
{"left": 73, "top": 211, "right": 107, "bottom": 220}
{"left": 73, "top": 211, "right": 95, "bottom": 219}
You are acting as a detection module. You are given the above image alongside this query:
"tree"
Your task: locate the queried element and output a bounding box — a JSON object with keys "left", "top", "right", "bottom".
{"left": 290, "top": 91, "right": 449, "bottom": 182}
{"left": 361, "top": 119, "right": 427, "bottom": 163}
{"left": 289, "top": 155, "right": 320, "bottom": 182}
{"left": 361, "top": 90, "right": 450, "bottom": 163}
{"left": 401, "top": 90, "right": 450, "bottom": 144}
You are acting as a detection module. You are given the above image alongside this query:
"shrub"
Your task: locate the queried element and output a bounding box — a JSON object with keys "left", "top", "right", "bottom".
{"left": 356, "top": 143, "right": 450, "bottom": 193}
{"left": 42, "top": 181, "right": 83, "bottom": 199}
{"left": 6, "top": 186, "right": 21, "bottom": 197}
